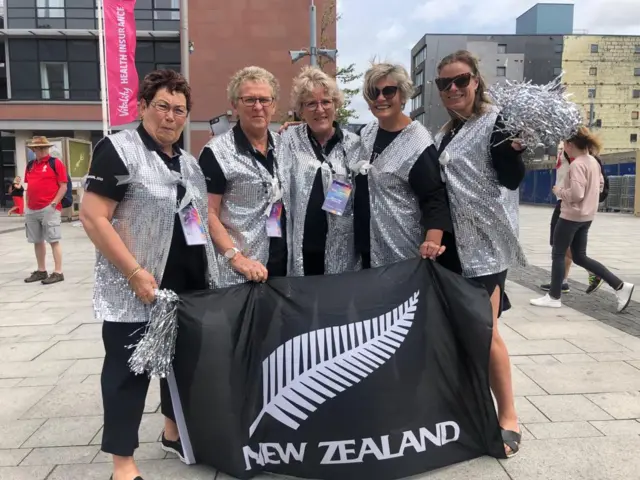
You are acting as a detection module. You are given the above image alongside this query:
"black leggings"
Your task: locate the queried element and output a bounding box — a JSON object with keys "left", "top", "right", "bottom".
{"left": 550, "top": 218, "right": 622, "bottom": 299}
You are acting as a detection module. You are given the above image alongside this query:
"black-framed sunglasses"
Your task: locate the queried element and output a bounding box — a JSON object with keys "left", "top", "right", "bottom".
{"left": 435, "top": 73, "right": 474, "bottom": 92}
{"left": 368, "top": 86, "right": 399, "bottom": 101}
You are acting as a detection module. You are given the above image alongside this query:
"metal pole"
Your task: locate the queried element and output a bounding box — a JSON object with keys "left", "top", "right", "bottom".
{"left": 96, "top": 0, "right": 110, "bottom": 137}
{"left": 309, "top": 0, "right": 317, "bottom": 67}
{"left": 180, "top": 0, "right": 191, "bottom": 152}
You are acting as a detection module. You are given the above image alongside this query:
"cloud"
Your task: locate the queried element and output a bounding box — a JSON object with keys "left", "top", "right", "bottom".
{"left": 376, "top": 22, "right": 406, "bottom": 43}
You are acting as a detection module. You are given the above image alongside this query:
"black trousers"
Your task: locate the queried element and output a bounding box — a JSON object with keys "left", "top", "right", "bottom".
{"left": 550, "top": 218, "right": 622, "bottom": 299}
{"left": 101, "top": 321, "right": 175, "bottom": 457}
{"left": 303, "top": 250, "right": 325, "bottom": 276}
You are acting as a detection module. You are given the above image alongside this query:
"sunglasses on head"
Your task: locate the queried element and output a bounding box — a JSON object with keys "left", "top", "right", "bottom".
{"left": 435, "top": 73, "right": 474, "bottom": 92}
{"left": 368, "top": 86, "right": 399, "bottom": 101}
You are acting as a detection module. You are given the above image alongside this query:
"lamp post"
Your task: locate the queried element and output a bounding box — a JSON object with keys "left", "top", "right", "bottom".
{"left": 180, "top": 0, "right": 191, "bottom": 151}
{"left": 289, "top": 0, "right": 337, "bottom": 67}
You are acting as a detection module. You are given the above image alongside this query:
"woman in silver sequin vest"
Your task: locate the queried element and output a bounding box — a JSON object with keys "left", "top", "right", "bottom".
{"left": 433, "top": 50, "right": 528, "bottom": 457}
{"left": 80, "top": 70, "right": 218, "bottom": 480}
{"left": 280, "top": 66, "right": 361, "bottom": 276}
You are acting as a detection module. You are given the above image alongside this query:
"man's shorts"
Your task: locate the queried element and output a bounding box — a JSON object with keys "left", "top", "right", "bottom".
{"left": 25, "top": 206, "right": 62, "bottom": 244}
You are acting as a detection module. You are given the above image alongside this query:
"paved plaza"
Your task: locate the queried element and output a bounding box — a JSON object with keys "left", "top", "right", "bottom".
{"left": 1, "top": 205, "right": 640, "bottom": 480}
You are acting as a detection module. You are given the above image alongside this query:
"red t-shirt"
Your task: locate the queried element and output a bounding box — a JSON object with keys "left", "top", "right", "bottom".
{"left": 24, "top": 156, "right": 67, "bottom": 211}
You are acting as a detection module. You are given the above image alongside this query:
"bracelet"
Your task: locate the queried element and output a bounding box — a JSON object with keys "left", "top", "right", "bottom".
{"left": 126, "top": 266, "right": 142, "bottom": 283}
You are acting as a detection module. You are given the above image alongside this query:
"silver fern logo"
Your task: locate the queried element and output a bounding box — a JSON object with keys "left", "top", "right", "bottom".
{"left": 249, "top": 291, "right": 420, "bottom": 438}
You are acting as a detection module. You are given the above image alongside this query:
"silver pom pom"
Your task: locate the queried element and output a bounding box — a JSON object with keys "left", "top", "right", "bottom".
{"left": 439, "top": 151, "right": 450, "bottom": 166}
{"left": 127, "top": 289, "right": 180, "bottom": 379}
{"left": 487, "top": 75, "right": 583, "bottom": 149}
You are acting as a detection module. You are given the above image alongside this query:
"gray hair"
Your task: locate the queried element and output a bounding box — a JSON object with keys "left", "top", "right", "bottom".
{"left": 291, "top": 66, "right": 344, "bottom": 114}
{"left": 227, "top": 66, "right": 280, "bottom": 104}
{"left": 363, "top": 62, "right": 414, "bottom": 105}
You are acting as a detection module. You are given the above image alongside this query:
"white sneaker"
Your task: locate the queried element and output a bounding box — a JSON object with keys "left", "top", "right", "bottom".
{"left": 615, "top": 283, "right": 634, "bottom": 313}
{"left": 530, "top": 294, "right": 562, "bottom": 308}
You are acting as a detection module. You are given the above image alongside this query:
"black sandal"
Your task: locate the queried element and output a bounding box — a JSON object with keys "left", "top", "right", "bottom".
{"left": 501, "top": 428, "right": 522, "bottom": 458}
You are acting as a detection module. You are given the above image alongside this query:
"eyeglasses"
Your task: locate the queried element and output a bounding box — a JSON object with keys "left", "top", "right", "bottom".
{"left": 368, "top": 86, "right": 399, "bottom": 101}
{"left": 151, "top": 100, "right": 188, "bottom": 117}
{"left": 303, "top": 99, "right": 334, "bottom": 111}
{"left": 435, "top": 73, "right": 474, "bottom": 92}
{"left": 239, "top": 96, "right": 275, "bottom": 107}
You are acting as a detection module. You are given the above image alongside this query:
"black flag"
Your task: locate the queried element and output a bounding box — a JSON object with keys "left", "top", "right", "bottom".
{"left": 172, "top": 258, "right": 505, "bottom": 480}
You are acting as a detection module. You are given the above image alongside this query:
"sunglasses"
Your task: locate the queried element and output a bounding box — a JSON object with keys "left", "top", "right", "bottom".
{"left": 368, "top": 86, "right": 399, "bottom": 101}
{"left": 435, "top": 73, "right": 474, "bottom": 92}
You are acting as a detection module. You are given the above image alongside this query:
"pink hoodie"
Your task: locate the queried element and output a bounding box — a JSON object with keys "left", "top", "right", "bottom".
{"left": 556, "top": 154, "right": 604, "bottom": 222}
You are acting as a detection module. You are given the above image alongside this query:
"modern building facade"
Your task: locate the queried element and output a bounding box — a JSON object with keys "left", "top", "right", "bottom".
{"left": 0, "top": 0, "right": 336, "bottom": 200}
{"left": 516, "top": 3, "right": 574, "bottom": 35}
{"left": 410, "top": 34, "right": 563, "bottom": 135}
{"left": 410, "top": 4, "right": 640, "bottom": 155}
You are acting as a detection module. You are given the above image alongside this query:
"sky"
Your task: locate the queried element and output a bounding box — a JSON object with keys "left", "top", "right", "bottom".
{"left": 336, "top": 0, "right": 640, "bottom": 123}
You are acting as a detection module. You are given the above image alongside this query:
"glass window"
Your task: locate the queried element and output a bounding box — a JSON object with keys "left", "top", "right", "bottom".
{"left": 156, "top": 63, "right": 180, "bottom": 72}
{"left": 153, "top": 20, "right": 179, "bottom": 30}
{"left": 136, "top": 62, "right": 156, "bottom": 81}
{"left": 636, "top": 45, "right": 640, "bottom": 54}
{"left": 66, "top": 7, "right": 95, "bottom": 18}
{"left": 136, "top": 42, "right": 155, "bottom": 62}
{"left": 10, "top": 61, "right": 41, "bottom": 99}
{"left": 68, "top": 40, "right": 98, "bottom": 61}
{"left": 155, "top": 42, "right": 180, "bottom": 63}
{"left": 553, "top": 67, "right": 562, "bottom": 76}
{"left": 554, "top": 44, "right": 563, "bottom": 53}
{"left": 40, "top": 62, "right": 69, "bottom": 100}
{"left": 38, "top": 40, "right": 67, "bottom": 62}
{"left": 594, "top": 119, "right": 602, "bottom": 128}
{"left": 497, "top": 44, "right": 507, "bottom": 54}
{"left": 632, "top": 111, "right": 639, "bottom": 120}
{"left": 414, "top": 71, "right": 424, "bottom": 87}
{"left": 497, "top": 66, "right": 506, "bottom": 77}
{"left": 68, "top": 62, "right": 99, "bottom": 100}
{"left": 590, "top": 44, "right": 598, "bottom": 53}
{"left": 634, "top": 68, "right": 640, "bottom": 76}
{"left": 413, "top": 47, "right": 426, "bottom": 68}
{"left": 37, "top": 0, "right": 65, "bottom": 18}
{"left": 588, "top": 88, "right": 596, "bottom": 98}
{"left": 589, "top": 67, "right": 597, "bottom": 76}
{"left": 135, "top": 20, "right": 154, "bottom": 30}
{"left": 66, "top": 18, "right": 96, "bottom": 29}
{"left": 37, "top": 18, "right": 66, "bottom": 28}
{"left": 66, "top": 0, "right": 94, "bottom": 6}
{"left": 9, "top": 39, "right": 39, "bottom": 61}
{"left": 411, "top": 93, "right": 423, "bottom": 111}
{"left": 631, "top": 134, "right": 638, "bottom": 143}
{"left": 8, "top": 0, "right": 37, "bottom": 6}
{"left": 136, "top": 0, "right": 153, "bottom": 9}
{"left": 7, "top": 18, "right": 37, "bottom": 28}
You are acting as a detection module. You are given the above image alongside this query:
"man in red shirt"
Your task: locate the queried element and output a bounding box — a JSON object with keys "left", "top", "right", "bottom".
{"left": 23, "top": 136, "right": 68, "bottom": 285}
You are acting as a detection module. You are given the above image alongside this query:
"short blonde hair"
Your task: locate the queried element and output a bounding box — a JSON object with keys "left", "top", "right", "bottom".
{"left": 363, "top": 62, "right": 414, "bottom": 105}
{"left": 291, "top": 66, "right": 344, "bottom": 114}
{"left": 227, "top": 66, "right": 280, "bottom": 104}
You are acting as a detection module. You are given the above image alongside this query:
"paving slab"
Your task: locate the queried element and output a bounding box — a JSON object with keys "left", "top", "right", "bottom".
{"left": 22, "top": 416, "right": 103, "bottom": 448}
{"left": 526, "top": 394, "right": 613, "bottom": 421}
{"left": 518, "top": 362, "right": 640, "bottom": 394}
{"left": 1, "top": 205, "right": 640, "bottom": 479}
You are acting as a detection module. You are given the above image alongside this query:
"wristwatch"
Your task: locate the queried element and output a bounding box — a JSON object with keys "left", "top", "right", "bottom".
{"left": 224, "top": 247, "right": 240, "bottom": 261}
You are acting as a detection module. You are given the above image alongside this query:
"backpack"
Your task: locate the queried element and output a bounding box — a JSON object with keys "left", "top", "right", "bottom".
{"left": 27, "top": 157, "right": 74, "bottom": 208}
{"left": 593, "top": 156, "right": 609, "bottom": 203}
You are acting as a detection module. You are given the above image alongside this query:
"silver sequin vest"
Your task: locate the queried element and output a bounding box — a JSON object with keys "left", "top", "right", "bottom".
{"left": 354, "top": 120, "right": 434, "bottom": 267}
{"left": 205, "top": 129, "right": 284, "bottom": 287}
{"left": 92, "top": 129, "right": 219, "bottom": 323}
{"left": 436, "top": 106, "right": 527, "bottom": 278}
{"left": 280, "top": 124, "right": 361, "bottom": 277}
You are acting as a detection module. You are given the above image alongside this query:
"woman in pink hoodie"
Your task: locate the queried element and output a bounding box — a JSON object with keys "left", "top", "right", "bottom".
{"left": 530, "top": 126, "right": 634, "bottom": 312}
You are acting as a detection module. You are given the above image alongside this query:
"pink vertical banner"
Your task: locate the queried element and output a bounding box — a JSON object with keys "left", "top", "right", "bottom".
{"left": 104, "top": 0, "right": 139, "bottom": 127}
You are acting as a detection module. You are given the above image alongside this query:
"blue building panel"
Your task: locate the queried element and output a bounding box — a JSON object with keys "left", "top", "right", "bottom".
{"left": 516, "top": 3, "right": 574, "bottom": 35}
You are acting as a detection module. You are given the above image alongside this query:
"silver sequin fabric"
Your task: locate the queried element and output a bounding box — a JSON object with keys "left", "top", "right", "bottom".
{"left": 280, "top": 124, "right": 361, "bottom": 277}
{"left": 353, "top": 120, "right": 434, "bottom": 268}
{"left": 93, "top": 129, "right": 219, "bottom": 323}
{"left": 205, "top": 129, "right": 283, "bottom": 287}
{"left": 436, "top": 106, "right": 528, "bottom": 278}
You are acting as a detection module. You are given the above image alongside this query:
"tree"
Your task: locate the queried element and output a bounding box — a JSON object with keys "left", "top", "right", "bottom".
{"left": 318, "top": 0, "right": 363, "bottom": 126}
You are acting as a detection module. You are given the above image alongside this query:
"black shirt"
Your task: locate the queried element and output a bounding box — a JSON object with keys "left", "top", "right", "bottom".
{"left": 303, "top": 123, "right": 344, "bottom": 255}
{"left": 84, "top": 124, "right": 208, "bottom": 294}
{"left": 353, "top": 126, "right": 453, "bottom": 264}
{"left": 11, "top": 185, "right": 24, "bottom": 197}
{"left": 198, "top": 123, "right": 287, "bottom": 277}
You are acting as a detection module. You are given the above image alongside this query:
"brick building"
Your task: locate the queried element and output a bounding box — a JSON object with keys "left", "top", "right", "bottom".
{"left": 0, "top": 0, "right": 336, "bottom": 198}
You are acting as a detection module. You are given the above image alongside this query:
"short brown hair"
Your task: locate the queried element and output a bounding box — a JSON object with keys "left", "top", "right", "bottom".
{"left": 138, "top": 69, "right": 192, "bottom": 112}
{"left": 566, "top": 126, "right": 603, "bottom": 154}
{"left": 437, "top": 50, "right": 491, "bottom": 117}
